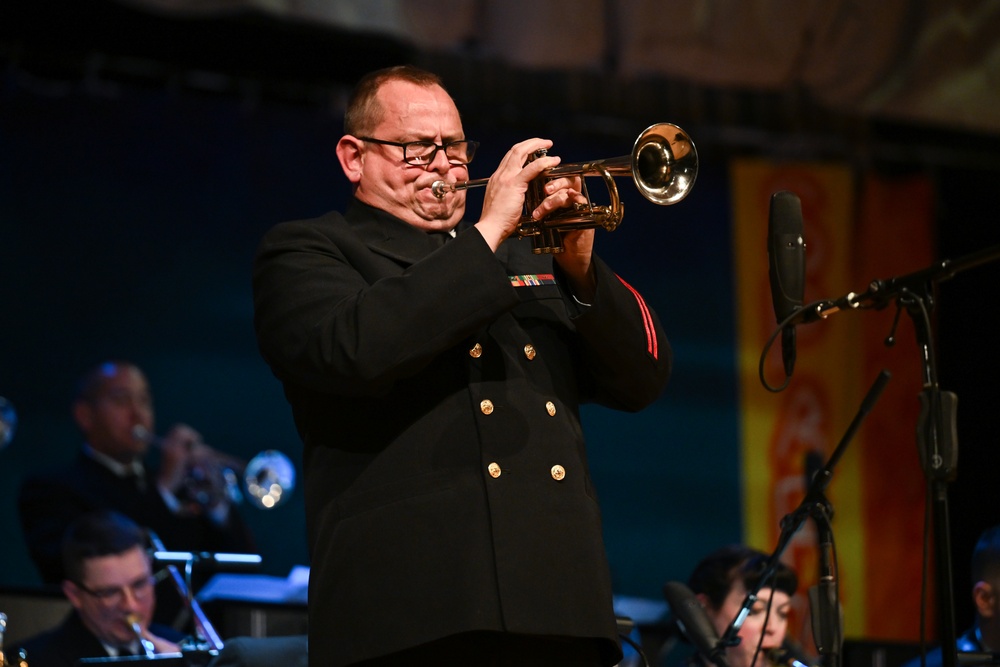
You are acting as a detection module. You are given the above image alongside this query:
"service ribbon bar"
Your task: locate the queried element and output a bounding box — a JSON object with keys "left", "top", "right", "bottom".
{"left": 508, "top": 273, "right": 556, "bottom": 287}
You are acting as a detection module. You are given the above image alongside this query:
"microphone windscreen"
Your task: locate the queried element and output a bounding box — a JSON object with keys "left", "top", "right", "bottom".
{"left": 768, "top": 190, "right": 806, "bottom": 324}
{"left": 663, "top": 581, "right": 729, "bottom": 667}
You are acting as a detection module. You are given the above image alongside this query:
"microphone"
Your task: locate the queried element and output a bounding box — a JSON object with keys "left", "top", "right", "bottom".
{"left": 768, "top": 191, "right": 806, "bottom": 377}
{"left": 767, "top": 640, "right": 816, "bottom": 667}
{"left": 663, "top": 581, "right": 730, "bottom": 667}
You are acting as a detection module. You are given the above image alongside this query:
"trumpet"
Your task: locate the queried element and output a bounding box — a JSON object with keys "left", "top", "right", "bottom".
{"left": 125, "top": 613, "right": 156, "bottom": 658}
{"left": 431, "top": 122, "right": 697, "bottom": 253}
{"left": 132, "top": 425, "right": 295, "bottom": 511}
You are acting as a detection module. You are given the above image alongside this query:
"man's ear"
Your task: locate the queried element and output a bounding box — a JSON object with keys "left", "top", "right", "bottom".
{"left": 974, "top": 580, "right": 995, "bottom": 618}
{"left": 72, "top": 399, "right": 93, "bottom": 434}
{"left": 63, "top": 579, "right": 85, "bottom": 610}
{"left": 336, "top": 135, "right": 365, "bottom": 185}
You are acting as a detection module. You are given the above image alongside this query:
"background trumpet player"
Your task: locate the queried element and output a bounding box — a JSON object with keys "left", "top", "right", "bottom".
{"left": 14, "top": 510, "right": 183, "bottom": 666}
{"left": 252, "top": 64, "right": 672, "bottom": 666}
{"left": 18, "top": 360, "right": 255, "bottom": 585}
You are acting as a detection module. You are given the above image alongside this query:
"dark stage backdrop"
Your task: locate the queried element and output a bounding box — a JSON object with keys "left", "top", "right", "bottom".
{"left": 0, "top": 76, "right": 740, "bottom": 598}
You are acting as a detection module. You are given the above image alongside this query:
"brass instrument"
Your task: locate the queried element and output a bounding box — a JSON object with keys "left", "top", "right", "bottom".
{"left": 0, "top": 613, "right": 28, "bottom": 667}
{"left": 243, "top": 449, "right": 296, "bottom": 510}
{"left": 431, "top": 122, "right": 698, "bottom": 253}
{"left": 125, "top": 614, "right": 156, "bottom": 658}
{"left": 132, "top": 426, "right": 295, "bottom": 511}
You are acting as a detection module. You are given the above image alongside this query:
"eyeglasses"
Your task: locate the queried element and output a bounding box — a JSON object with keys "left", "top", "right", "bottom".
{"left": 92, "top": 388, "right": 153, "bottom": 411}
{"left": 358, "top": 137, "right": 479, "bottom": 166}
{"left": 75, "top": 575, "right": 155, "bottom": 605}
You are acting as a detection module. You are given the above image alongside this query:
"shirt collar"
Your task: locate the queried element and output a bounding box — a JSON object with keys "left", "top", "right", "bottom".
{"left": 102, "top": 640, "right": 142, "bottom": 657}
{"left": 83, "top": 443, "right": 145, "bottom": 478}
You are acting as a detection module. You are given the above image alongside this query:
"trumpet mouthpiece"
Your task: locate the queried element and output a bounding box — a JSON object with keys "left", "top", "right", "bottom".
{"left": 431, "top": 180, "right": 450, "bottom": 198}
{"left": 132, "top": 424, "right": 152, "bottom": 443}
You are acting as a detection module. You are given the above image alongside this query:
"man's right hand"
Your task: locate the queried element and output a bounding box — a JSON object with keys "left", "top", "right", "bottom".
{"left": 155, "top": 423, "right": 206, "bottom": 497}
{"left": 475, "top": 138, "right": 571, "bottom": 251}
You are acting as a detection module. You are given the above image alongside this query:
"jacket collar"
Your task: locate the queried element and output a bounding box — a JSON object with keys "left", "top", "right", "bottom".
{"left": 345, "top": 198, "right": 458, "bottom": 265}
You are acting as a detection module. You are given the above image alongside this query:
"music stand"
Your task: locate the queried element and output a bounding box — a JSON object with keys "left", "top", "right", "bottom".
{"left": 78, "top": 652, "right": 208, "bottom": 666}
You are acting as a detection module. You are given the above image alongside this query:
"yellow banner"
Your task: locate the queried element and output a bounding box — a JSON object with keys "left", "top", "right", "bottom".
{"left": 731, "top": 158, "right": 865, "bottom": 642}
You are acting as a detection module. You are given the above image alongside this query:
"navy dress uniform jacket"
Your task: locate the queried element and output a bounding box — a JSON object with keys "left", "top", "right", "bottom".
{"left": 15, "top": 611, "right": 184, "bottom": 667}
{"left": 252, "top": 198, "right": 672, "bottom": 666}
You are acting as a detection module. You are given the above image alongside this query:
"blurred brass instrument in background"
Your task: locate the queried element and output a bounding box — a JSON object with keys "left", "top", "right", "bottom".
{"left": 125, "top": 613, "right": 156, "bottom": 658}
{"left": 132, "top": 426, "right": 295, "bottom": 511}
{"left": 431, "top": 122, "right": 698, "bottom": 253}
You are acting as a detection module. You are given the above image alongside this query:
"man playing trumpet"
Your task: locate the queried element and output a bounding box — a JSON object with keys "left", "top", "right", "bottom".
{"left": 18, "top": 360, "right": 255, "bottom": 584}
{"left": 253, "top": 65, "right": 672, "bottom": 666}
{"left": 15, "top": 511, "right": 183, "bottom": 666}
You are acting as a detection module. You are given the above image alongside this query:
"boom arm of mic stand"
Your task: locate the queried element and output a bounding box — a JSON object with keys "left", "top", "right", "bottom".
{"left": 720, "top": 370, "right": 891, "bottom": 660}
{"left": 781, "top": 244, "right": 1000, "bottom": 327}
{"left": 800, "top": 244, "right": 1000, "bottom": 322}
{"left": 147, "top": 531, "right": 225, "bottom": 651}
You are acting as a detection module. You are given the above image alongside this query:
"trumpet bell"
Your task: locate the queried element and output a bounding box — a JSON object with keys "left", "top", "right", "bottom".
{"left": 630, "top": 122, "right": 698, "bottom": 206}
{"left": 244, "top": 449, "right": 296, "bottom": 510}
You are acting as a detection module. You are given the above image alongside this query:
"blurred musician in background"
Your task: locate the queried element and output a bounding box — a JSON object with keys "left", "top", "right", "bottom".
{"left": 903, "top": 524, "right": 1000, "bottom": 667}
{"left": 15, "top": 511, "right": 183, "bottom": 666}
{"left": 680, "top": 544, "right": 803, "bottom": 667}
{"left": 17, "top": 360, "right": 255, "bottom": 583}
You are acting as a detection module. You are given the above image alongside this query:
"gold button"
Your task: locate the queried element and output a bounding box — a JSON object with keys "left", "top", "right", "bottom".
{"left": 523, "top": 344, "right": 536, "bottom": 360}
{"left": 469, "top": 343, "right": 483, "bottom": 358}
{"left": 551, "top": 465, "right": 566, "bottom": 481}
{"left": 481, "top": 399, "right": 494, "bottom": 415}
{"left": 488, "top": 462, "right": 502, "bottom": 478}
{"left": 545, "top": 401, "right": 556, "bottom": 416}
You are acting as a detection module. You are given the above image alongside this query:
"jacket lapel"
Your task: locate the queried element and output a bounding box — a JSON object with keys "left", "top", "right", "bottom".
{"left": 345, "top": 198, "right": 451, "bottom": 266}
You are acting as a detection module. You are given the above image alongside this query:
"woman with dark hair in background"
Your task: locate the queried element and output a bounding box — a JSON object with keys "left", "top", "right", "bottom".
{"left": 681, "top": 544, "right": 801, "bottom": 667}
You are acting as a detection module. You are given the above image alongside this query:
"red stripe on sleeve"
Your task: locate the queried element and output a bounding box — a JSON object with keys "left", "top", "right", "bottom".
{"left": 616, "top": 275, "right": 657, "bottom": 359}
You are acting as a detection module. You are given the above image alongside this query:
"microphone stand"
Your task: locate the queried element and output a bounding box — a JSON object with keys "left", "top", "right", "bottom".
{"left": 719, "top": 370, "right": 892, "bottom": 667}
{"left": 786, "top": 243, "right": 1000, "bottom": 667}
{"left": 146, "top": 531, "right": 227, "bottom": 653}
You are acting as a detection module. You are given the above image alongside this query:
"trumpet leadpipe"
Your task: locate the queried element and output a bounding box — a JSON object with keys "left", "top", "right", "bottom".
{"left": 125, "top": 613, "right": 156, "bottom": 658}
{"left": 431, "top": 177, "right": 490, "bottom": 198}
{"left": 132, "top": 425, "right": 245, "bottom": 471}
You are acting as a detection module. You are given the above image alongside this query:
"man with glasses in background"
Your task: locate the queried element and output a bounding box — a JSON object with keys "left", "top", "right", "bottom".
{"left": 15, "top": 510, "right": 183, "bottom": 666}
{"left": 253, "top": 65, "right": 672, "bottom": 666}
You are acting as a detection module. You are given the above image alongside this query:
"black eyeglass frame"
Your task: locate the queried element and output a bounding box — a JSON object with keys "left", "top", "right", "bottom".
{"left": 73, "top": 574, "right": 157, "bottom": 604}
{"left": 357, "top": 137, "right": 479, "bottom": 166}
